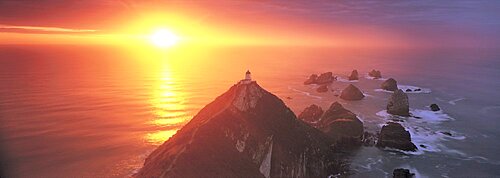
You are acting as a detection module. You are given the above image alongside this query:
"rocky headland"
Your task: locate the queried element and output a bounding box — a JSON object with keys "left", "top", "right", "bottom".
{"left": 136, "top": 81, "right": 347, "bottom": 178}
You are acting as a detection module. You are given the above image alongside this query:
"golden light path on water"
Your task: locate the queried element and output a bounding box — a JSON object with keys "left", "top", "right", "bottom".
{"left": 146, "top": 65, "right": 189, "bottom": 145}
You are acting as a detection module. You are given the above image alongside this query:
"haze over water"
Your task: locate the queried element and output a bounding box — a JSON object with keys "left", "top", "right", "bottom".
{"left": 0, "top": 45, "right": 499, "bottom": 177}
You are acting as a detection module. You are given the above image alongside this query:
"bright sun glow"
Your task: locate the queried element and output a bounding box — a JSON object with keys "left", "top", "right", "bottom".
{"left": 149, "top": 29, "right": 179, "bottom": 48}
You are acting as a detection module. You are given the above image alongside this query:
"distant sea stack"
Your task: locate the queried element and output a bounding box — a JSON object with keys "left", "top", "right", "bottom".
{"left": 368, "top": 69, "right": 382, "bottom": 79}
{"left": 304, "top": 74, "right": 318, "bottom": 85}
{"left": 316, "top": 72, "right": 335, "bottom": 84}
{"left": 381, "top": 78, "right": 398, "bottom": 91}
{"left": 340, "top": 84, "right": 365, "bottom": 100}
{"left": 304, "top": 72, "right": 335, "bottom": 85}
{"left": 348, "top": 70, "right": 359, "bottom": 80}
{"left": 387, "top": 89, "right": 410, "bottom": 116}
{"left": 376, "top": 122, "right": 417, "bottom": 151}
{"left": 136, "top": 72, "right": 345, "bottom": 178}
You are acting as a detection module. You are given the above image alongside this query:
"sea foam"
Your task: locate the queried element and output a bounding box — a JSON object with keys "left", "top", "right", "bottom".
{"left": 374, "top": 85, "right": 431, "bottom": 94}
{"left": 288, "top": 86, "right": 322, "bottom": 99}
{"left": 375, "top": 109, "right": 462, "bottom": 155}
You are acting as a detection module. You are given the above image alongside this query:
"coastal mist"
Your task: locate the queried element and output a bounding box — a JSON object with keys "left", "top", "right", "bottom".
{"left": 1, "top": 45, "right": 500, "bottom": 177}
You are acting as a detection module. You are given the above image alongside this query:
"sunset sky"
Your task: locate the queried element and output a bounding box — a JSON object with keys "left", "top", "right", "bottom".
{"left": 1, "top": 0, "right": 499, "bottom": 48}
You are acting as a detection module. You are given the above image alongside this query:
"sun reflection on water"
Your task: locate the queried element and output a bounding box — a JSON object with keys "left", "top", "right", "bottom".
{"left": 145, "top": 69, "right": 189, "bottom": 145}
{"left": 146, "top": 130, "right": 178, "bottom": 145}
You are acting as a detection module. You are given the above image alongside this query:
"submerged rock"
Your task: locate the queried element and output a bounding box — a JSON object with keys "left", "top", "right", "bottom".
{"left": 348, "top": 70, "right": 359, "bottom": 80}
{"left": 387, "top": 89, "right": 410, "bottom": 116}
{"left": 304, "top": 74, "right": 318, "bottom": 85}
{"left": 393, "top": 168, "right": 415, "bottom": 178}
{"left": 368, "top": 69, "right": 382, "bottom": 79}
{"left": 317, "top": 84, "right": 329, "bottom": 93}
{"left": 340, "top": 84, "right": 365, "bottom": 101}
{"left": 298, "top": 104, "right": 324, "bottom": 123}
{"left": 136, "top": 81, "right": 345, "bottom": 178}
{"left": 377, "top": 122, "right": 417, "bottom": 151}
{"left": 430, "top": 104, "right": 440, "bottom": 111}
{"left": 405, "top": 89, "right": 412, "bottom": 92}
{"left": 381, "top": 78, "right": 398, "bottom": 91}
{"left": 317, "top": 102, "right": 364, "bottom": 147}
{"left": 440, "top": 131, "right": 452, "bottom": 137}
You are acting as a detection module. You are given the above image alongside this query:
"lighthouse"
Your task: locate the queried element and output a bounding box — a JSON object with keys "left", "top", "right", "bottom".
{"left": 245, "top": 70, "right": 252, "bottom": 81}
{"left": 240, "top": 70, "right": 253, "bottom": 84}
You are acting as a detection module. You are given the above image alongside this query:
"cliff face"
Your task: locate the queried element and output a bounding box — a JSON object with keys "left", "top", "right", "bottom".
{"left": 136, "top": 82, "right": 344, "bottom": 178}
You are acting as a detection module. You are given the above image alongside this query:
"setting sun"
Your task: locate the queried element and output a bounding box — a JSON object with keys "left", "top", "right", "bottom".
{"left": 149, "top": 29, "right": 179, "bottom": 48}
{"left": 1, "top": 1, "right": 500, "bottom": 178}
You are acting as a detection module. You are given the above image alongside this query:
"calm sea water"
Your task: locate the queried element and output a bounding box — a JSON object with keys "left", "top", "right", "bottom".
{"left": 0, "top": 45, "right": 499, "bottom": 177}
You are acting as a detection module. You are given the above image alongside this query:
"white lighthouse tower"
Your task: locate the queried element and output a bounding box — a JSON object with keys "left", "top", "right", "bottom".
{"left": 240, "top": 70, "right": 253, "bottom": 84}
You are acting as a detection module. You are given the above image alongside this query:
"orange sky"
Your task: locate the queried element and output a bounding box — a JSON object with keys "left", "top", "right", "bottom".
{"left": 1, "top": 1, "right": 498, "bottom": 48}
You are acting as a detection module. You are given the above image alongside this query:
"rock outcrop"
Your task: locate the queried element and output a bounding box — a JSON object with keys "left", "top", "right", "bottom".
{"left": 304, "top": 72, "right": 335, "bottom": 85}
{"left": 317, "top": 102, "right": 364, "bottom": 147}
{"left": 316, "top": 84, "right": 328, "bottom": 93}
{"left": 393, "top": 168, "right": 415, "bottom": 178}
{"left": 298, "top": 104, "right": 323, "bottom": 123}
{"left": 316, "top": 72, "right": 335, "bottom": 84}
{"left": 348, "top": 70, "right": 359, "bottom": 80}
{"left": 136, "top": 81, "right": 345, "bottom": 178}
{"left": 387, "top": 89, "right": 410, "bottom": 116}
{"left": 381, "top": 78, "right": 398, "bottom": 91}
{"left": 368, "top": 69, "right": 382, "bottom": 79}
{"left": 304, "top": 74, "right": 318, "bottom": 85}
{"left": 340, "top": 84, "right": 365, "bottom": 101}
{"left": 376, "top": 122, "right": 417, "bottom": 151}
{"left": 430, "top": 104, "right": 440, "bottom": 111}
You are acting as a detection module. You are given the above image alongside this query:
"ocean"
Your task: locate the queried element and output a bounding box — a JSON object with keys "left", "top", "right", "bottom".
{"left": 1, "top": 45, "right": 499, "bottom": 177}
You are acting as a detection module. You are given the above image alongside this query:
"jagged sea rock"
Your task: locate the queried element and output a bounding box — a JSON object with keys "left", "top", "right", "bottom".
{"left": 136, "top": 81, "right": 345, "bottom": 178}
{"left": 317, "top": 102, "right": 364, "bottom": 147}
{"left": 304, "top": 74, "right": 318, "bottom": 85}
{"left": 393, "top": 168, "right": 415, "bottom": 178}
{"left": 348, "top": 70, "right": 359, "bottom": 80}
{"left": 381, "top": 78, "right": 398, "bottom": 91}
{"left": 316, "top": 84, "right": 328, "bottom": 93}
{"left": 377, "top": 122, "right": 417, "bottom": 151}
{"left": 430, "top": 104, "right": 440, "bottom": 111}
{"left": 298, "top": 104, "right": 324, "bottom": 123}
{"left": 368, "top": 69, "right": 382, "bottom": 79}
{"left": 387, "top": 89, "right": 410, "bottom": 116}
{"left": 362, "top": 132, "right": 378, "bottom": 147}
{"left": 340, "top": 84, "right": 365, "bottom": 101}
{"left": 316, "top": 72, "right": 335, "bottom": 84}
